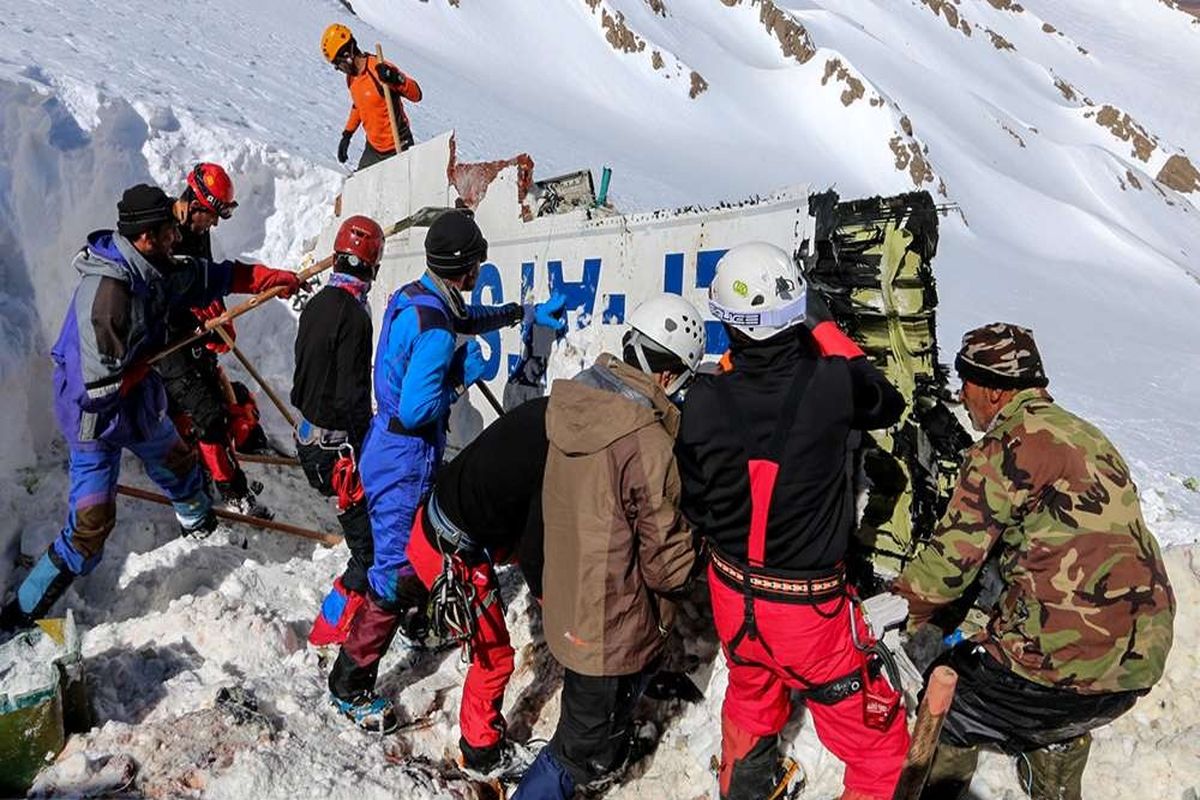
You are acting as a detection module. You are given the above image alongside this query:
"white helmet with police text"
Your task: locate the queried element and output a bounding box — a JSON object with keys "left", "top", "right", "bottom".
{"left": 708, "top": 242, "right": 807, "bottom": 341}
{"left": 627, "top": 293, "right": 706, "bottom": 396}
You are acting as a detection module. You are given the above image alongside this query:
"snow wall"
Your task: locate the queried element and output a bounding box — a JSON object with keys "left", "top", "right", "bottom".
{"left": 0, "top": 77, "right": 337, "bottom": 594}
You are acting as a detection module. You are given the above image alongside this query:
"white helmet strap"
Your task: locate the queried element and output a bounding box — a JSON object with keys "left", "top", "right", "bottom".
{"left": 708, "top": 290, "right": 807, "bottom": 331}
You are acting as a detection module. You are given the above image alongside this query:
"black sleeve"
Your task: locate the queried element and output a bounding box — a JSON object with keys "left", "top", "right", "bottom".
{"left": 517, "top": 494, "right": 545, "bottom": 601}
{"left": 333, "top": 303, "right": 374, "bottom": 442}
{"left": 675, "top": 378, "right": 717, "bottom": 534}
{"left": 848, "top": 357, "right": 906, "bottom": 430}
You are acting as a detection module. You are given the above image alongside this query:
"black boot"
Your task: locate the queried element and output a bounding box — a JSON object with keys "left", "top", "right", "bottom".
{"left": 0, "top": 599, "right": 34, "bottom": 637}
{"left": 216, "top": 469, "right": 273, "bottom": 519}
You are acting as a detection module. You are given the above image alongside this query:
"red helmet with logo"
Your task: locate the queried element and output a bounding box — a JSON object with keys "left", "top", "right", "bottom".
{"left": 187, "top": 163, "right": 238, "bottom": 219}
{"left": 334, "top": 215, "right": 385, "bottom": 269}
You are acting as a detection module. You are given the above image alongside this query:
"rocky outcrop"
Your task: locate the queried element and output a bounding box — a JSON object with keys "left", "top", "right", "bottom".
{"left": 720, "top": 0, "right": 817, "bottom": 64}
{"left": 1157, "top": 154, "right": 1200, "bottom": 194}
{"left": 822, "top": 59, "right": 865, "bottom": 106}
{"left": 1089, "top": 105, "right": 1157, "bottom": 162}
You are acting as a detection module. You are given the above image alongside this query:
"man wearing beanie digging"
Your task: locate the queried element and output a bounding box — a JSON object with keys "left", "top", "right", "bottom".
{"left": 891, "top": 322, "right": 1175, "bottom": 800}
{"left": 326, "top": 208, "right": 566, "bottom": 733}
{"left": 0, "top": 184, "right": 302, "bottom": 633}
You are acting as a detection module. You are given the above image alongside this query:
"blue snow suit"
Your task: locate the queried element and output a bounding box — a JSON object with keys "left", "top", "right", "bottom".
{"left": 361, "top": 273, "right": 521, "bottom": 608}
{"left": 16, "top": 231, "right": 236, "bottom": 619}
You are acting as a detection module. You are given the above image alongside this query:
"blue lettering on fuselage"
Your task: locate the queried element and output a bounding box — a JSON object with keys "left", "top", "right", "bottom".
{"left": 476, "top": 250, "right": 729, "bottom": 380}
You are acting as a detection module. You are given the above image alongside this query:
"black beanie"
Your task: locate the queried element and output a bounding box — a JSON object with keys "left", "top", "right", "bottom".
{"left": 425, "top": 210, "right": 488, "bottom": 276}
{"left": 118, "top": 184, "right": 176, "bottom": 239}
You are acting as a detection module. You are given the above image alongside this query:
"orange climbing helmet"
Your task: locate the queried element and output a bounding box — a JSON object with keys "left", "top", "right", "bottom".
{"left": 321, "top": 23, "right": 356, "bottom": 64}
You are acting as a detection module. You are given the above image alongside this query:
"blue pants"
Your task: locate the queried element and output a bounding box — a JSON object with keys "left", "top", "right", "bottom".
{"left": 359, "top": 418, "right": 440, "bottom": 607}
{"left": 15, "top": 413, "right": 210, "bottom": 617}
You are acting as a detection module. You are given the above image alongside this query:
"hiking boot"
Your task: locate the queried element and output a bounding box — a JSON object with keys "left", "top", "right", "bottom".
{"left": 459, "top": 738, "right": 541, "bottom": 782}
{"left": 218, "top": 478, "right": 273, "bottom": 520}
{"left": 221, "top": 492, "right": 274, "bottom": 520}
{"left": 331, "top": 691, "right": 398, "bottom": 734}
{"left": 180, "top": 510, "right": 222, "bottom": 539}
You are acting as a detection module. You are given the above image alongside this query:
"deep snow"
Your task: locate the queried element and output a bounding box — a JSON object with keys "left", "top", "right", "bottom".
{"left": 1, "top": 0, "right": 1199, "bottom": 797}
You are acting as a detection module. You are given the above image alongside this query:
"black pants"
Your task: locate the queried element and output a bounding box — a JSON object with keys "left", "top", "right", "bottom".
{"left": 297, "top": 440, "right": 374, "bottom": 594}
{"left": 159, "top": 346, "right": 227, "bottom": 443}
{"left": 549, "top": 665, "right": 655, "bottom": 788}
{"left": 937, "top": 643, "right": 1144, "bottom": 752}
{"left": 357, "top": 141, "right": 394, "bottom": 171}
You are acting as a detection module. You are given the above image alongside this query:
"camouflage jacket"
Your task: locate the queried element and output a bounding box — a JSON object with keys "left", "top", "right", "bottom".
{"left": 894, "top": 389, "right": 1175, "bottom": 694}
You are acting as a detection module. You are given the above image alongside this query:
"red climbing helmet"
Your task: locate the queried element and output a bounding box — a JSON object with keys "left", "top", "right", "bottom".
{"left": 334, "top": 215, "right": 385, "bottom": 268}
{"left": 187, "top": 162, "right": 238, "bottom": 219}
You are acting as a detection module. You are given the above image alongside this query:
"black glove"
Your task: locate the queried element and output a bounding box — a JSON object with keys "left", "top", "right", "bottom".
{"left": 337, "top": 131, "right": 352, "bottom": 164}
{"left": 376, "top": 62, "right": 404, "bottom": 86}
{"left": 804, "top": 290, "right": 834, "bottom": 328}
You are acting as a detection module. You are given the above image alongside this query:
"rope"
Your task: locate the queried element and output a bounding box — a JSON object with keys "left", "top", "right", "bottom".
{"left": 425, "top": 540, "right": 478, "bottom": 663}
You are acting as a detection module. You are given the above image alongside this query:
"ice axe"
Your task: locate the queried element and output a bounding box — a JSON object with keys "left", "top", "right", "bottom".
{"left": 146, "top": 206, "right": 450, "bottom": 366}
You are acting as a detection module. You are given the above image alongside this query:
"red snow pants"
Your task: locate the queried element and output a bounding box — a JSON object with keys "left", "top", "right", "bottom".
{"left": 406, "top": 506, "right": 515, "bottom": 750}
{"left": 709, "top": 568, "right": 909, "bottom": 800}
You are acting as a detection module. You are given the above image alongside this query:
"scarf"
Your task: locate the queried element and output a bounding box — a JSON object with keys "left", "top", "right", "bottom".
{"left": 328, "top": 271, "right": 371, "bottom": 309}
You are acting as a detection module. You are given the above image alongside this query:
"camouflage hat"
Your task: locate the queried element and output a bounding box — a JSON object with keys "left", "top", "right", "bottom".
{"left": 954, "top": 322, "right": 1048, "bottom": 390}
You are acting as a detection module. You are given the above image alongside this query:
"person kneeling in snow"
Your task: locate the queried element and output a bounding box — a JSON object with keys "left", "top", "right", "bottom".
{"left": 514, "top": 294, "right": 705, "bottom": 799}
{"left": 890, "top": 323, "right": 1176, "bottom": 800}
{"left": 158, "top": 162, "right": 272, "bottom": 519}
{"left": 293, "top": 216, "right": 386, "bottom": 648}
{"left": 326, "top": 209, "right": 566, "bottom": 731}
{"left": 675, "top": 243, "right": 909, "bottom": 800}
{"left": 0, "top": 184, "right": 303, "bottom": 633}
{"left": 405, "top": 395, "right": 550, "bottom": 781}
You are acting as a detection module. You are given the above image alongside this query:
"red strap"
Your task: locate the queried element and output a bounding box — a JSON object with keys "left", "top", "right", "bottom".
{"left": 811, "top": 321, "right": 865, "bottom": 359}
{"left": 197, "top": 440, "right": 237, "bottom": 483}
{"left": 331, "top": 453, "right": 364, "bottom": 511}
{"left": 746, "top": 459, "right": 780, "bottom": 568}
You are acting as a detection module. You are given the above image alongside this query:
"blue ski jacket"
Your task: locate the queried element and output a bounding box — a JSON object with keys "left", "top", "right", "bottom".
{"left": 51, "top": 230, "right": 236, "bottom": 446}
{"left": 372, "top": 272, "right": 521, "bottom": 438}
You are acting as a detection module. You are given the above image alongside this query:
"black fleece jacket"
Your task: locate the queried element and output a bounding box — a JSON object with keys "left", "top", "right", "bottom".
{"left": 291, "top": 283, "right": 373, "bottom": 443}
{"left": 676, "top": 326, "right": 904, "bottom": 572}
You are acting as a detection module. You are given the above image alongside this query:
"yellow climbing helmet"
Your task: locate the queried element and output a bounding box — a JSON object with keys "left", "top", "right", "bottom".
{"left": 321, "top": 23, "right": 355, "bottom": 63}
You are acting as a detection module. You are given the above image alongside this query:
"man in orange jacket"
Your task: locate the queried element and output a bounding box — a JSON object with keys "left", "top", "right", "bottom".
{"left": 321, "top": 24, "right": 422, "bottom": 171}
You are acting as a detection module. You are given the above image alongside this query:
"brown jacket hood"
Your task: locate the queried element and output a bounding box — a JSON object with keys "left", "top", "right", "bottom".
{"left": 547, "top": 353, "right": 680, "bottom": 455}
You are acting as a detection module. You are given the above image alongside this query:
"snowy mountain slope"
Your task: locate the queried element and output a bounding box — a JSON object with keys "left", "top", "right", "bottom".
{"left": 0, "top": 0, "right": 1198, "bottom": 797}
{"left": 349, "top": 0, "right": 1200, "bottom": 527}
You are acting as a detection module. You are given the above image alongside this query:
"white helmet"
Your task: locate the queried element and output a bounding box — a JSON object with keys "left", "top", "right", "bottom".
{"left": 627, "top": 293, "right": 706, "bottom": 396}
{"left": 708, "top": 242, "right": 807, "bottom": 341}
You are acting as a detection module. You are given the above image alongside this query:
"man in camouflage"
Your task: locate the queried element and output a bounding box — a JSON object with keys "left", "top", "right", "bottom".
{"left": 892, "top": 322, "right": 1175, "bottom": 800}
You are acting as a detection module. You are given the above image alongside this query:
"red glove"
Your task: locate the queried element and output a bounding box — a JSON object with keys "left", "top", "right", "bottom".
{"left": 193, "top": 299, "right": 234, "bottom": 353}
{"left": 231, "top": 263, "right": 304, "bottom": 298}
{"left": 811, "top": 320, "right": 866, "bottom": 359}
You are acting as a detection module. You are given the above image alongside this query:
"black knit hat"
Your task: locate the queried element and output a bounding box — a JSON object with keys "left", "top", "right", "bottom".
{"left": 425, "top": 210, "right": 488, "bottom": 276}
{"left": 117, "top": 184, "right": 176, "bottom": 239}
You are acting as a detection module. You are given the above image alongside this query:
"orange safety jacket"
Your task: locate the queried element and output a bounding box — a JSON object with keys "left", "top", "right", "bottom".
{"left": 344, "top": 55, "right": 422, "bottom": 154}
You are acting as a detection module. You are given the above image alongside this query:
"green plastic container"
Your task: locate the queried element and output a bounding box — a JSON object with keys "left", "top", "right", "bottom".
{"left": 0, "top": 633, "right": 67, "bottom": 796}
